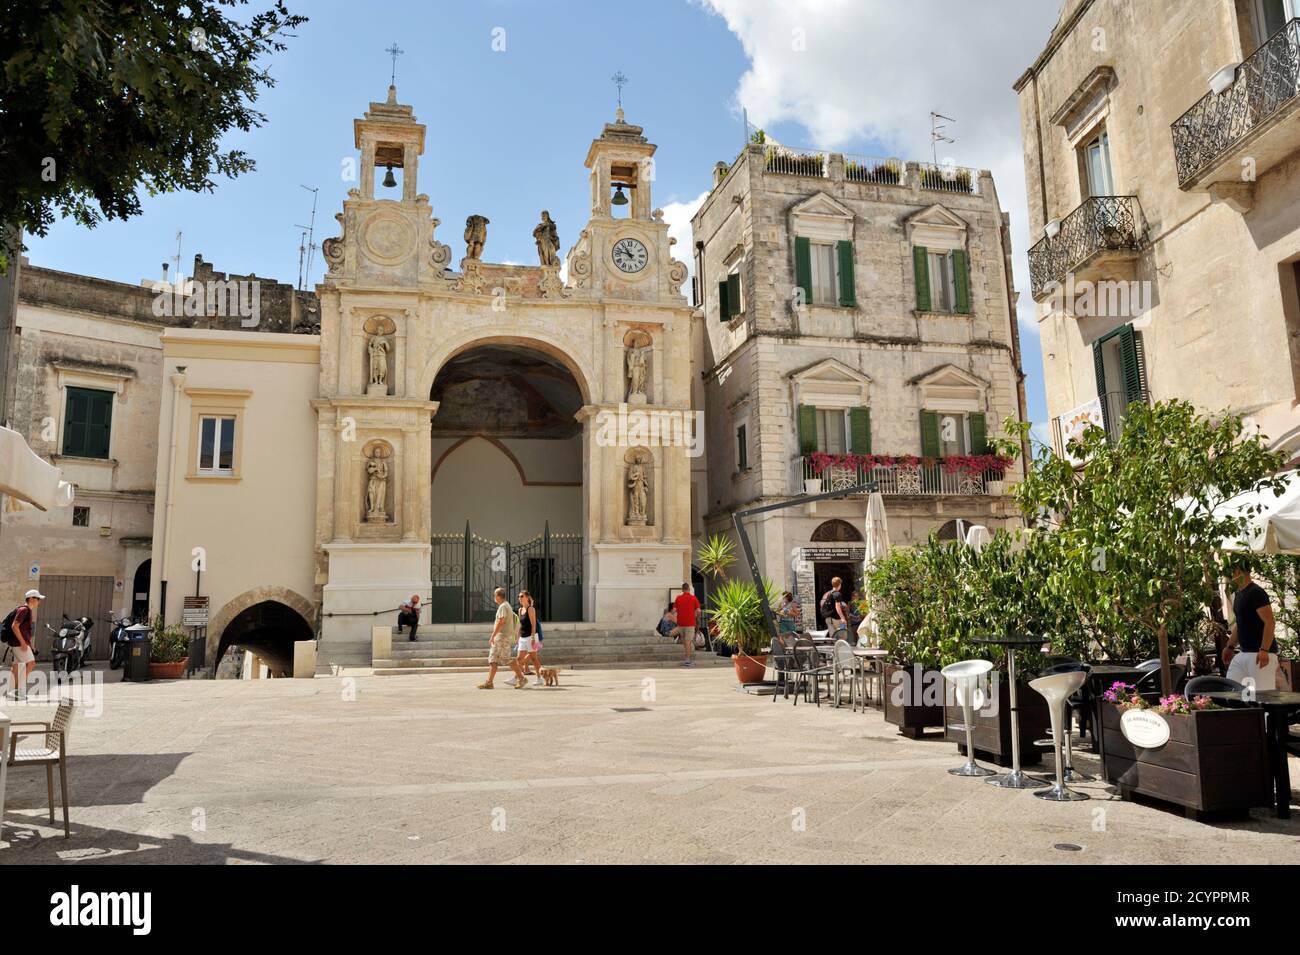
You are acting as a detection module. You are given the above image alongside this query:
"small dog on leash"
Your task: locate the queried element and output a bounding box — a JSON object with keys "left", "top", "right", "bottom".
{"left": 540, "top": 667, "right": 559, "bottom": 686}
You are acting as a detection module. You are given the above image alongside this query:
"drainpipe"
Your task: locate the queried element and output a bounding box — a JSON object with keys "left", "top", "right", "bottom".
{"left": 158, "top": 367, "right": 186, "bottom": 621}
{"left": 998, "top": 214, "right": 1032, "bottom": 471}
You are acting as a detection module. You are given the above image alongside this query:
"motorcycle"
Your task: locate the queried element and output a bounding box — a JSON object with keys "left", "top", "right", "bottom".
{"left": 47, "top": 614, "right": 94, "bottom": 674}
{"left": 108, "top": 613, "right": 133, "bottom": 670}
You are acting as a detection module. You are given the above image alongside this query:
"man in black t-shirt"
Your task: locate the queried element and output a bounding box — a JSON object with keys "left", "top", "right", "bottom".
{"left": 1223, "top": 559, "right": 1277, "bottom": 691}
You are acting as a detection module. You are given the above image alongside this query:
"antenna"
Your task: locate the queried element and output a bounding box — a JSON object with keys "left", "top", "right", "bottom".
{"left": 930, "top": 111, "right": 956, "bottom": 166}
{"left": 172, "top": 231, "right": 184, "bottom": 289}
{"left": 298, "top": 185, "right": 319, "bottom": 290}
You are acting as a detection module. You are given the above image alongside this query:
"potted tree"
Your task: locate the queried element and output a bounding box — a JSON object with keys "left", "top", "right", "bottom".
{"left": 149, "top": 618, "right": 190, "bottom": 680}
{"left": 708, "top": 577, "right": 782, "bottom": 684}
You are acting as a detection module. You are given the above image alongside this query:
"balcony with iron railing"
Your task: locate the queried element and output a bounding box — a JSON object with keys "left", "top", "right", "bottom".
{"left": 1027, "top": 196, "right": 1143, "bottom": 302}
{"left": 1171, "top": 18, "right": 1300, "bottom": 192}
{"left": 793, "top": 454, "right": 1009, "bottom": 497}
{"left": 756, "top": 143, "right": 982, "bottom": 195}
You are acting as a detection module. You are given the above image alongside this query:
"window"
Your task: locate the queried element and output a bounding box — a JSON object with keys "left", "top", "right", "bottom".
{"left": 198, "top": 415, "right": 237, "bottom": 474}
{"left": 72, "top": 506, "right": 90, "bottom": 527}
{"left": 929, "top": 251, "right": 957, "bottom": 313}
{"left": 816, "top": 409, "right": 847, "bottom": 453}
{"left": 717, "top": 267, "right": 743, "bottom": 321}
{"left": 62, "top": 387, "right": 113, "bottom": 459}
{"left": 1081, "top": 130, "right": 1114, "bottom": 198}
{"left": 912, "top": 246, "right": 970, "bottom": 313}
{"left": 1092, "top": 324, "right": 1148, "bottom": 436}
{"left": 920, "top": 410, "right": 988, "bottom": 458}
{"left": 1255, "top": 0, "right": 1294, "bottom": 45}
{"left": 736, "top": 423, "right": 749, "bottom": 471}
{"left": 794, "top": 237, "right": 856, "bottom": 307}
{"left": 810, "top": 242, "right": 837, "bottom": 304}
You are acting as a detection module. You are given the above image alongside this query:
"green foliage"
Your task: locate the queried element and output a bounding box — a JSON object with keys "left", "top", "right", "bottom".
{"left": 1013, "top": 400, "right": 1285, "bottom": 674}
{"left": 707, "top": 577, "right": 781, "bottom": 657}
{"left": 149, "top": 616, "right": 191, "bottom": 663}
{"left": 749, "top": 128, "right": 766, "bottom": 144}
{"left": 1251, "top": 555, "right": 1300, "bottom": 658}
{"left": 696, "top": 533, "right": 736, "bottom": 579}
{"left": 0, "top": 0, "right": 306, "bottom": 271}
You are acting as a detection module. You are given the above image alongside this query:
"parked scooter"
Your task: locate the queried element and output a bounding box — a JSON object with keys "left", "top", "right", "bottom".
{"left": 108, "top": 613, "right": 133, "bottom": 670}
{"left": 47, "top": 614, "right": 94, "bottom": 674}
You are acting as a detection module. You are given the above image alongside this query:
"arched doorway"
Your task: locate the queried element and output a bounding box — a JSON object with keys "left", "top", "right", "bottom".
{"left": 216, "top": 600, "right": 313, "bottom": 677}
{"left": 428, "top": 344, "right": 585, "bottom": 623}
{"left": 131, "top": 559, "right": 151, "bottom": 619}
{"left": 937, "top": 519, "right": 971, "bottom": 542}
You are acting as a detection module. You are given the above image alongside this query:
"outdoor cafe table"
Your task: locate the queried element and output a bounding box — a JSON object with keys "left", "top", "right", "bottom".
{"left": 1202, "top": 689, "right": 1300, "bottom": 820}
{"left": 971, "top": 634, "right": 1048, "bottom": 790}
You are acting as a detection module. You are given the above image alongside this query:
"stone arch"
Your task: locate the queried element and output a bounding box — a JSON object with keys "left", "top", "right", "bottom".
{"left": 811, "top": 518, "right": 863, "bottom": 542}
{"left": 417, "top": 328, "right": 594, "bottom": 405}
{"left": 206, "top": 586, "right": 317, "bottom": 669}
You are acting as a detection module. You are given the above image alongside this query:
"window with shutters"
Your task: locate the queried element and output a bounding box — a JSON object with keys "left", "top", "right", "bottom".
{"left": 736, "top": 423, "right": 749, "bottom": 472}
{"left": 921, "top": 409, "right": 988, "bottom": 458}
{"left": 928, "top": 251, "right": 956, "bottom": 312}
{"left": 810, "top": 241, "right": 838, "bottom": 305}
{"left": 815, "top": 408, "right": 847, "bottom": 454}
{"left": 61, "top": 387, "right": 114, "bottom": 459}
{"left": 1092, "top": 324, "right": 1148, "bottom": 437}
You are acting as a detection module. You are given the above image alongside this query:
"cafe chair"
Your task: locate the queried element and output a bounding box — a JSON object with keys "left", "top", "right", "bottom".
{"left": 1029, "top": 671, "right": 1090, "bottom": 801}
{"left": 1183, "top": 675, "right": 1245, "bottom": 701}
{"left": 831, "top": 639, "right": 863, "bottom": 712}
{"left": 1134, "top": 663, "right": 1185, "bottom": 694}
{"left": 7, "top": 700, "right": 76, "bottom": 837}
{"left": 1135, "top": 658, "right": 1161, "bottom": 671}
{"left": 941, "top": 659, "right": 997, "bottom": 777}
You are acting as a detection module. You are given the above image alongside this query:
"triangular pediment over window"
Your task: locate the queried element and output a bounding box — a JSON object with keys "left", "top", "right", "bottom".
{"left": 790, "top": 358, "right": 871, "bottom": 406}
{"left": 906, "top": 204, "right": 969, "bottom": 250}
{"left": 791, "top": 192, "right": 855, "bottom": 220}
{"left": 911, "top": 363, "right": 987, "bottom": 410}
{"left": 790, "top": 192, "right": 855, "bottom": 242}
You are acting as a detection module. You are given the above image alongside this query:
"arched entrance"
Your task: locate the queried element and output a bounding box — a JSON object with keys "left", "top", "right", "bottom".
{"left": 216, "top": 600, "right": 314, "bottom": 677}
{"left": 131, "top": 559, "right": 151, "bottom": 619}
{"left": 427, "top": 343, "right": 585, "bottom": 623}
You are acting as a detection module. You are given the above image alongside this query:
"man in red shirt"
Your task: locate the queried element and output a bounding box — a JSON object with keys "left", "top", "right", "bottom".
{"left": 5, "top": 589, "right": 43, "bottom": 700}
{"left": 673, "top": 583, "right": 700, "bottom": 668}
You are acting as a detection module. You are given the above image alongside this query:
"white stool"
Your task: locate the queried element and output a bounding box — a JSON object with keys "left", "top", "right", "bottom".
{"left": 1029, "top": 671, "right": 1090, "bottom": 801}
{"left": 941, "top": 659, "right": 996, "bottom": 777}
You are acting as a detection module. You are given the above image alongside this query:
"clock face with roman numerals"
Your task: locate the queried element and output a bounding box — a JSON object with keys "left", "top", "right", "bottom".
{"left": 611, "top": 237, "right": 649, "bottom": 274}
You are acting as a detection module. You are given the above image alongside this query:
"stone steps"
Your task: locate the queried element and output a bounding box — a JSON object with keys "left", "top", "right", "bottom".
{"left": 372, "top": 655, "right": 731, "bottom": 676}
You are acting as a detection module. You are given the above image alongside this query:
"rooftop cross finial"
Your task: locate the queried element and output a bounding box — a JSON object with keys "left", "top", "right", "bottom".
{"left": 386, "top": 43, "right": 404, "bottom": 88}
{"left": 611, "top": 71, "right": 628, "bottom": 112}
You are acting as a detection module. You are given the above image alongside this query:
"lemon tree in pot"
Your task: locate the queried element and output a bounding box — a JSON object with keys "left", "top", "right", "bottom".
{"left": 709, "top": 578, "right": 782, "bottom": 684}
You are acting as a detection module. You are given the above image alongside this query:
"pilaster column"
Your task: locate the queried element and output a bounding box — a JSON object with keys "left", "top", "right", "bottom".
{"left": 401, "top": 424, "right": 420, "bottom": 541}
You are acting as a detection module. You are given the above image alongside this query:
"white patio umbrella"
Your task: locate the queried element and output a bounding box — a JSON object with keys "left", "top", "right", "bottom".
{"left": 964, "top": 524, "right": 992, "bottom": 552}
{"left": 0, "top": 425, "right": 75, "bottom": 511}
{"left": 859, "top": 491, "right": 891, "bottom": 646}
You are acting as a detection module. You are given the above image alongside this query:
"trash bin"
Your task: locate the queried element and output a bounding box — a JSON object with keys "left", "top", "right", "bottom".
{"left": 123, "top": 623, "right": 152, "bottom": 682}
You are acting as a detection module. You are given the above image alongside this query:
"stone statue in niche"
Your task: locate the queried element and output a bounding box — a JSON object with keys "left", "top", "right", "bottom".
{"left": 627, "top": 458, "right": 649, "bottom": 526}
{"left": 367, "top": 336, "right": 389, "bottom": 395}
{"left": 626, "top": 342, "right": 649, "bottom": 403}
{"left": 365, "top": 457, "right": 389, "bottom": 523}
{"left": 464, "top": 215, "right": 489, "bottom": 261}
{"left": 533, "top": 211, "right": 561, "bottom": 267}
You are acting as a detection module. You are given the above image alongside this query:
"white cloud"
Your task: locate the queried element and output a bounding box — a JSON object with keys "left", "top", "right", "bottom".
{"left": 697, "top": 0, "right": 1060, "bottom": 420}
{"left": 660, "top": 191, "right": 709, "bottom": 285}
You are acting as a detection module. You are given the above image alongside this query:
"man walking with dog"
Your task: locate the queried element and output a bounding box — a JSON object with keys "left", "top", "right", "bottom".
{"left": 3, "top": 589, "right": 43, "bottom": 701}
{"left": 478, "top": 587, "right": 527, "bottom": 690}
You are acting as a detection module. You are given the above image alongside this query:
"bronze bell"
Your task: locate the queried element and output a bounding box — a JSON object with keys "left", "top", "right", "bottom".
{"left": 382, "top": 164, "right": 397, "bottom": 188}
{"left": 611, "top": 184, "right": 628, "bottom": 206}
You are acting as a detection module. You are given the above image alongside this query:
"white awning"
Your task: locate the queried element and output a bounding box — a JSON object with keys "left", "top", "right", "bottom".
{"left": 1180, "top": 472, "right": 1300, "bottom": 555}
{"left": 0, "top": 426, "right": 75, "bottom": 511}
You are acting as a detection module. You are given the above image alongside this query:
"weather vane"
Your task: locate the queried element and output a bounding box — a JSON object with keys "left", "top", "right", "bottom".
{"left": 386, "top": 43, "right": 404, "bottom": 87}
{"left": 612, "top": 71, "right": 629, "bottom": 109}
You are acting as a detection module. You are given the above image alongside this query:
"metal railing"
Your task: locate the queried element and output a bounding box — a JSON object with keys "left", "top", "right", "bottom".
{"left": 916, "top": 162, "right": 979, "bottom": 194}
{"left": 1027, "top": 196, "right": 1142, "bottom": 300}
{"left": 1171, "top": 18, "right": 1300, "bottom": 186}
{"left": 763, "top": 145, "right": 827, "bottom": 177}
{"left": 795, "top": 456, "right": 996, "bottom": 496}
{"left": 843, "top": 154, "right": 903, "bottom": 185}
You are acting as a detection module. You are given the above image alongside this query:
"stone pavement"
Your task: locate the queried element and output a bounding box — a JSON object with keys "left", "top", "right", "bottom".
{"left": 1, "top": 667, "right": 1297, "bottom": 864}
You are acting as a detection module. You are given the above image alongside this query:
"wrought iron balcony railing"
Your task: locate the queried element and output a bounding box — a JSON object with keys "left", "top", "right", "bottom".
{"left": 1026, "top": 196, "right": 1142, "bottom": 301}
{"left": 1171, "top": 18, "right": 1300, "bottom": 188}
{"left": 795, "top": 455, "right": 1002, "bottom": 496}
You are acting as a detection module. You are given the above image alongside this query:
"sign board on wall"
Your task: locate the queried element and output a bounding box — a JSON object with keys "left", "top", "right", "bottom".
{"left": 28, "top": 563, "right": 39, "bottom": 580}
{"left": 181, "top": 596, "right": 209, "bottom": 628}
{"left": 1060, "top": 398, "right": 1104, "bottom": 465}
{"left": 1120, "top": 708, "right": 1171, "bottom": 748}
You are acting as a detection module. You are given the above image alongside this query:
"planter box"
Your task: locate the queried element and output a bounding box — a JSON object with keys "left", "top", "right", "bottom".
{"left": 1101, "top": 700, "right": 1271, "bottom": 817}
{"left": 945, "top": 676, "right": 1049, "bottom": 767}
{"left": 882, "top": 663, "right": 945, "bottom": 738}
{"left": 148, "top": 659, "right": 189, "bottom": 680}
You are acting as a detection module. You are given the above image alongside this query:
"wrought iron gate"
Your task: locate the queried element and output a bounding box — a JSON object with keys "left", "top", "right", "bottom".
{"left": 429, "top": 522, "right": 583, "bottom": 624}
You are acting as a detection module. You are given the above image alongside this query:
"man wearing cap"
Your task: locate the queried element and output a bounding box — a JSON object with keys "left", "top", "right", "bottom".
{"left": 5, "top": 590, "right": 43, "bottom": 700}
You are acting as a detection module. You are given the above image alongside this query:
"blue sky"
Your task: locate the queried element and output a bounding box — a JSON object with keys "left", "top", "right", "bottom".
{"left": 25, "top": 0, "right": 1057, "bottom": 439}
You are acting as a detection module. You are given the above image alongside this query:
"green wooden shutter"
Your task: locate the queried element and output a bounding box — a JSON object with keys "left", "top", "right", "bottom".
{"left": 717, "top": 279, "right": 730, "bottom": 321}
{"left": 952, "top": 248, "right": 971, "bottom": 314}
{"left": 969, "top": 412, "right": 988, "bottom": 454}
{"left": 794, "top": 236, "right": 812, "bottom": 306}
{"left": 1093, "top": 339, "right": 1111, "bottom": 434}
{"left": 63, "top": 387, "right": 112, "bottom": 459}
{"left": 849, "top": 407, "right": 872, "bottom": 454}
{"left": 913, "top": 246, "right": 931, "bottom": 312}
{"left": 1118, "top": 325, "right": 1142, "bottom": 405}
{"left": 836, "top": 240, "right": 856, "bottom": 306}
{"left": 726, "top": 272, "right": 741, "bottom": 316}
{"left": 920, "top": 410, "right": 940, "bottom": 458}
{"left": 798, "top": 405, "right": 818, "bottom": 454}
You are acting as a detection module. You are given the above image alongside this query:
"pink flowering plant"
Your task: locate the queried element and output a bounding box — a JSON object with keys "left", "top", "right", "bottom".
{"left": 1102, "top": 681, "right": 1218, "bottom": 715}
{"left": 808, "top": 452, "right": 1010, "bottom": 478}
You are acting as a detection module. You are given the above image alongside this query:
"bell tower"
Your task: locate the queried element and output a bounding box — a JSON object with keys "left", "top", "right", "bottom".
{"left": 355, "top": 86, "right": 424, "bottom": 201}
{"left": 585, "top": 108, "right": 657, "bottom": 220}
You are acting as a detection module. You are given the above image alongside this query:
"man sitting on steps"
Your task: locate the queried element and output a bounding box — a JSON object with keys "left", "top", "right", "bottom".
{"left": 397, "top": 594, "right": 421, "bottom": 642}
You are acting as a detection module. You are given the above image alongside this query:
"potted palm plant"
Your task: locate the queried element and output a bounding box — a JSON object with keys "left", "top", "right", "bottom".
{"left": 709, "top": 577, "right": 782, "bottom": 684}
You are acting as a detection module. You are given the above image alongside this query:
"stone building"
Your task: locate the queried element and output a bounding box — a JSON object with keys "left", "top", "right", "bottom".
{"left": 1015, "top": 0, "right": 1300, "bottom": 459}
{"left": 692, "top": 142, "right": 1027, "bottom": 620}
{"left": 0, "top": 260, "right": 310, "bottom": 658}
{"left": 147, "top": 88, "right": 697, "bottom": 668}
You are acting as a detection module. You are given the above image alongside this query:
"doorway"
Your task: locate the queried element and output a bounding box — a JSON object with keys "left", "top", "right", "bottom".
{"left": 812, "top": 561, "right": 858, "bottom": 629}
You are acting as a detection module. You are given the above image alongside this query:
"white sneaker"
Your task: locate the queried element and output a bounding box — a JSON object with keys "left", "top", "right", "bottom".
{"left": 533, "top": 677, "right": 545, "bottom": 685}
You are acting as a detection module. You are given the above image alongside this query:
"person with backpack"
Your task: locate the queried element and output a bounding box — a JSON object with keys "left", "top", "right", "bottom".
{"left": 4, "top": 590, "right": 44, "bottom": 700}
{"left": 820, "top": 577, "right": 850, "bottom": 639}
